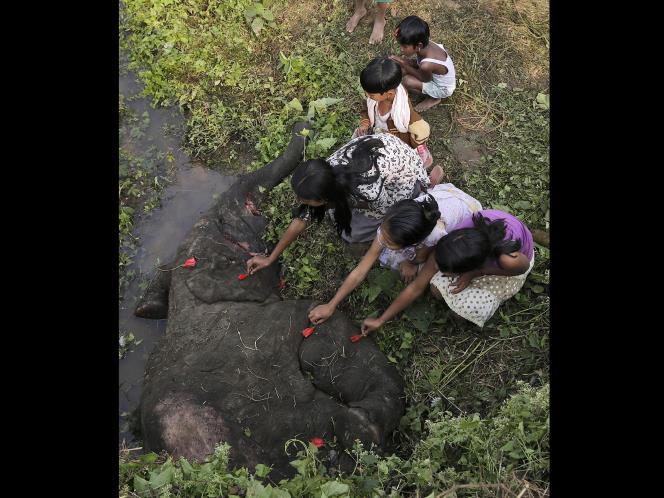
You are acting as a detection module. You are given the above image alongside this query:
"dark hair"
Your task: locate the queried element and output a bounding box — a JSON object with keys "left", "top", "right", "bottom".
{"left": 435, "top": 213, "right": 522, "bottom": 273}
{"left": 395, "top": 16, "right": 430, "bottom": 47}
{"left": 291, "top": 136, "right": 385, "bottom": 236}
{"left": 360, "top": 57, "right": 403, "bottom": 94}
{"left": 381, "top": 194, "right": 440, "bottom": 247}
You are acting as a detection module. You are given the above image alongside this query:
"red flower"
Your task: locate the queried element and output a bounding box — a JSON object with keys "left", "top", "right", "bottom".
{"left": 238, "top": 273, "right": 249, "bottom": 280}
{"left": 279, "top": 279, "right": 286, "bottom": 290}
{"left": 302, "top": 327, "right": 315, "bottom": 338}
{"left": 183, "top": 257, "right": 197, "bottom": 268}
{"left": 310, "top": 437, "right": 324, "bottom": 448}
{"left": 350, "top": 334, "right": 363, "bottom": 343}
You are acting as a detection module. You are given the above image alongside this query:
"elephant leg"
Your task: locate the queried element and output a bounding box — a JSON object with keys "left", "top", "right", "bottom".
{"left": 135, "top": 264, "right": 172, "bottom": 319}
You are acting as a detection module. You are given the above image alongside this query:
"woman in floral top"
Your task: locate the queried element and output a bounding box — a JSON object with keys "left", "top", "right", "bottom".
{"left": 246, "top": 134, "right": 429, "bottom": 275}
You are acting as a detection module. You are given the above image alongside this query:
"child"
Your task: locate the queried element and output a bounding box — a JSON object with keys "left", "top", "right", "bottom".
{"left": 346, "top": 0, "right": 391, "bottom": 45}
{"left": 390, "top": 15, "right": 456, "bottom": 112}
{"left": 428, "top": 210, "right": 534, "bottom": 327}
{"left": 355, "top": 56, "right": 434, "bottom": 169}
{"left": 359, "top": 209, "right": 534, "bottom": 334}
{"left": 307, "top": 183, "right": 483, "bottom": 325}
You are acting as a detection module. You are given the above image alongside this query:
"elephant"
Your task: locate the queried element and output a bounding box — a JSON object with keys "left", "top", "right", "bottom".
{"left": 134, "top": 121, "right": 405, "bottom": 479}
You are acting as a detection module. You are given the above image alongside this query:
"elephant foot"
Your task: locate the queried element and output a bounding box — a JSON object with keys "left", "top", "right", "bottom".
{"left": 135, "top": 292, "right": 168, "bottom": 319}
{"left": 337, "top": 406, "right": 382, "bottom": 449}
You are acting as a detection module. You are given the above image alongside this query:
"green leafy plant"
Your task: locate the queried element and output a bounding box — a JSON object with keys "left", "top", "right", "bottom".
{"left": 244, "top": 1, "right": 276, "bottom": 36}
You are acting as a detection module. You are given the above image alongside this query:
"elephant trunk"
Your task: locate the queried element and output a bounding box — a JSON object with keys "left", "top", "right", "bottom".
{"left": 218, "top": 121, "right": 311, "bottom": 215}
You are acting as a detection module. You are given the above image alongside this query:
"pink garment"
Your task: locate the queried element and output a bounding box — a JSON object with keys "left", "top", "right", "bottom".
{"left": 453, "top": 210, "right": 534, "bottom": 263}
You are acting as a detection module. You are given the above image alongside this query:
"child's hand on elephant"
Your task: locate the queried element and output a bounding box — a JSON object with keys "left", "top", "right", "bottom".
{"left": 399, "top": 261, "right": 418, "bottom": 284}
{"left": 246, "top": 253, "right": 272, "bottom": 275}
{"left": 361, "top": 317, "right": 384, "bottom": 336}
{"left": 309, "top": 303, "right": 335, "bottom": 325}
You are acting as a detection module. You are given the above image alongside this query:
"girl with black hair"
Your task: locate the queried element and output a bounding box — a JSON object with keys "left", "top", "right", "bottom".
{"left": 308, "top": 183, "right": 482, "bottom": 325}
{"left": 246, "top": 134, "right": 429, "bottom": 276}
{"left": 359, "top": 209, "right": 534, "bottom": 334}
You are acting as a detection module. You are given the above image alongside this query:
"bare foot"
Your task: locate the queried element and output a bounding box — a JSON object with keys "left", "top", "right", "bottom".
{"left": 415, "top": 97, "right": 442, "bottom": 112}
{"left": 346, "top": 6, "right": 367, "bottom": 33}
{"left": 369, "top": 15, "right": 386, "bottom": 44}
{"left": 428, "top": 165, "right": 445, "bottom": 185}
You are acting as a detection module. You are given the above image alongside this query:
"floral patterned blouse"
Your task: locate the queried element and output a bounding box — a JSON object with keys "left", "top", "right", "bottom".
{"left": 326, "top": 133, "right": 429, "bottom": 219}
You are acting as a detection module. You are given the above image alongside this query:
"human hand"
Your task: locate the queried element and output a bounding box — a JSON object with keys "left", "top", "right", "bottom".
{"left": 389, "top": 55, "right": 407, "bottom": 66}
{"left": 246, "top": 253, "right": 272, "bottom": 275}
{"left": 399, "top": 261, "right": 418, "bottom": 284}
{"left": 361, "top": 317, "right": 384, "bottom": 336}
{"left": 309, "top": 303, "right": 335, "bottom": 325}
{"left": 450, "top": 271, "right": 477, "bottom": 294}
{"left": 356, "top": 126, "right": 369, "bottom": 137}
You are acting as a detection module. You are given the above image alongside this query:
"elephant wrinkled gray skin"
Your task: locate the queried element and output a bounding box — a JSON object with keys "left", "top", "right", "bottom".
{"left": 135, "top": 122, "right": 405, "bottom": 479}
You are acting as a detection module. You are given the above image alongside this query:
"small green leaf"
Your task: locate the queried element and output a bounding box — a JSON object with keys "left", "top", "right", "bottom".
{"left": 133, "top": 475, "right": 149, "bottom": 493}
{"left": 513, "top": 200, "right": 531, "bottom": 210}
{"left": 244, "top": 7, "right": 257, "bottom": 24}
{"left": 138, "top": 452, "right": 158, "bottom": 464}
{"left": 284, "top": 98, "right": 303, "bottom": 113}
{"left": 535, "top": 92, "right": 550, "bottom": 109}
{"left": 149, "top": 466, "right": 173, "bottom": 489}
{"left": 251, "top": 16, "right": 264, "bottom": 35}
{"left": 307, "top": 97, "right": 343, "bottom": 119}
{"left": 254, "top": 463, "right": 271, "bottom": 478}
{"left": 491, "top": 204, "right": 510, "bottom": 213}
{"left": 289, "top": 458, "right": 308, "bottom": 476}
{"left": 367, "top": 285, "right": 381, "bottom": 303}
{"left": 313, "top": 137, "right": 337, "bottom": 152}
{"left": 500, "top": 441, "right": 514, "bottom": 451}
{"left": 179, "top": 457, "right": 194, "bottom": 477}
{"left": 320, "top": 480, "right": 350, "bottom": 497}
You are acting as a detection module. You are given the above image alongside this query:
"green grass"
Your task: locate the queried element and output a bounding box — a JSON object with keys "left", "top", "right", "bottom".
{"left": 119, "top": 0, "right": 549, "bottom": 494}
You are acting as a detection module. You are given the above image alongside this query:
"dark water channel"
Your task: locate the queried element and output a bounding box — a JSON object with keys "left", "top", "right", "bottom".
{"left": 119, "top": 56, "right": 236, "bottom": 447}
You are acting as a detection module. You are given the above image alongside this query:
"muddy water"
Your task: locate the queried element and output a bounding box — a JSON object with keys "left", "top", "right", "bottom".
{"left": 119, "top": 60, "right": 236, "bottom": 446}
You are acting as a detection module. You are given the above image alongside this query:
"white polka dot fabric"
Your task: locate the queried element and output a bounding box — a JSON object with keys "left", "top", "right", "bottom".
{"left": 430, "top": 256, "right": 535, "bottom": 327}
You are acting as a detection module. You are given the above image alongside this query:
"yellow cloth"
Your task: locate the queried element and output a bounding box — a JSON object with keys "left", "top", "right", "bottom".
{"left": 408, "top": 120, "right": 430, "bottom": 145}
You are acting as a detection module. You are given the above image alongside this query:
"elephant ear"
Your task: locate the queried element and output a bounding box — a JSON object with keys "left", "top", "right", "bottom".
{"left": 185, "top": 250, "right": 278, "bottom": 304}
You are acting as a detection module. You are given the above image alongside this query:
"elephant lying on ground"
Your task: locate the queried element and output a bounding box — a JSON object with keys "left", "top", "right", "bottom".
{"left": 135, "top": 121, "right": 405, "bottom": 479}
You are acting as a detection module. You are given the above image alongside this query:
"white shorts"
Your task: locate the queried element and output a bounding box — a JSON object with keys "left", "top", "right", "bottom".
{"left": 422, "top": 80, "right": 455, "bottom": 99}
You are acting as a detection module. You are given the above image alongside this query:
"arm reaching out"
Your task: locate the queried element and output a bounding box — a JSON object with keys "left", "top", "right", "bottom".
{"left": 246, "top": 217, "right": 308, "bottom": 275}
{"left": 450, "top": 251, "right": 530, "bottom": 294}
{"left": 308, "top": 238, "right": 383, "bottom": 325}
{"left": 361, "top": 253, "right": 439, "bottom": 335}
